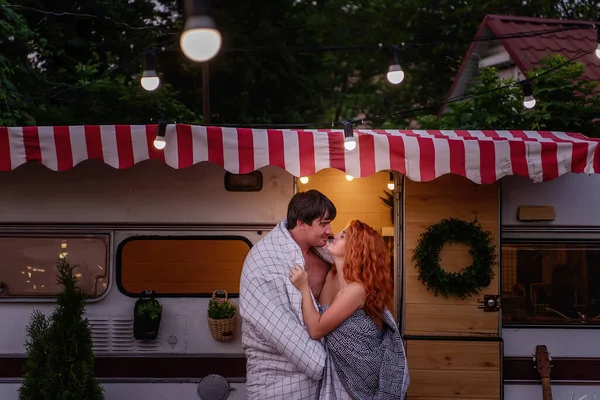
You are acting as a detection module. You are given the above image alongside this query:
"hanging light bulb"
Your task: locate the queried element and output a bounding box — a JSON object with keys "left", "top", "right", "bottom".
{"left": 343, "top": 121, "right": 357, "bottom": 151}
{"left": 154, "top": 121, "right": 167, "bottom": 150}
{"left": 386, "top": 45, "right": 404, "bottom": 85}
{"left": 522, "top": 80, "right": 536, "bottom": 109}
{"left": 596, "top": 26, "right": 600, "bottom": 59}
{"left": 345, "top": 174, "right": 354, "bottom": 181}
{"left": 180, "top": 0, "right": 222, "bottom": 62}
{"left": 299, "top": 176, "right": 309, "bottom": 184}
{"left": 387, "top": 172, "right": 395, "bottom": 190}
{"left": 140, "top": 50, "right": 160, "bottom": 91}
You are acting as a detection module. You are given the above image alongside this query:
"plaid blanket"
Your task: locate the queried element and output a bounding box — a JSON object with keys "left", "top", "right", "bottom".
{"left": 239, "top": 219, "right": 329, "bottom": 399}
{"left": 319, "top": 305, "right": 410, "bottom": 400}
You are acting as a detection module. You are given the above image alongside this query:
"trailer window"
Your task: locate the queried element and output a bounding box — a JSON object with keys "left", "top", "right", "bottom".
{"left": 502, "top": 242, "right": 600, "bottom": 326}
{"left": 117, "top": 236, "right": 251, "bottom": 297}
{"left": 0, "top": 235, "right": 109, "bottom": 298}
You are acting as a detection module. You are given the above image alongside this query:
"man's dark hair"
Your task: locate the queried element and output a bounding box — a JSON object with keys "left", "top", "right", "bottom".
{"left": 286, "top": 190, "right": 336, "bottom": 230}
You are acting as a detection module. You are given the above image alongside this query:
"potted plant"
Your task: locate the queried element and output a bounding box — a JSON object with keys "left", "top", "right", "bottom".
{"left": 207, "top": 290, "right": 237, "bottom": 342}
{"left": 133, "top": 291, "right": 163, "bottom": 340}
{"left": 380, "top": 190, "right": 394, "bottom": 225}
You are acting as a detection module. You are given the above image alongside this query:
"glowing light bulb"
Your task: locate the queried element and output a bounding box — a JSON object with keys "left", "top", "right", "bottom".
{"left": 344, "top": 139, "right": 357, "bottom": 151}
{"left": 180, "top": 16, "right": 222, "bottom": 62}
{"left": 387, "top": 67, "right": 404, "bottom": 84}
{"left": 141, "top": 75, "right": 160, "bottom": 91}
{"left": 299, "top": 176, "right": 309, "bottom": 184}
{"left": 345, "top": 175, "right": 354, "bottom": 181}
{"left": 154, "top": 136, "right": 166, "bottom": 149}
{"left": 523, "top": 96, "right": 536, "bottom": 109}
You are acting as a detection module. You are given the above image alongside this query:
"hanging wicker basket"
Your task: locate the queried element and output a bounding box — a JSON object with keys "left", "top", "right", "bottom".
{"left": 207, "top": 290, "right": 237, "bottom": 342}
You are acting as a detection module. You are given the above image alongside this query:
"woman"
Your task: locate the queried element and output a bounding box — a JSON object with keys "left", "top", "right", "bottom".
{"left": 290, "top": 219, "right": 409, "bottom": 400}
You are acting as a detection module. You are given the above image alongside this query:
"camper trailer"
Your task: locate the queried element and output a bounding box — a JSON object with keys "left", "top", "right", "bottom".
{"left": 0, "top": 124, "right": 598, "bottom": 400}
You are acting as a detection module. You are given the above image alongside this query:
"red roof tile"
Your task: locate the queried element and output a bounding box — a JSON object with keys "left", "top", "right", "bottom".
{"left": 486, "top": 15, "right": 600, "bottom": 79}
{"left": 444, "top": 14, "right": 600, "bottom": 107}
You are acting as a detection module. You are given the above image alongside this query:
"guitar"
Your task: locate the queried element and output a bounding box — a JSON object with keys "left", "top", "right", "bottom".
{"left": 534, "top": 344, "right": 553, "bottom": 400}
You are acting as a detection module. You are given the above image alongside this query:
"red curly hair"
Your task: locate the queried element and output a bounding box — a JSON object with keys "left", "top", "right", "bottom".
{"left": 338, "top": 219, "right": 394, "bottom": 329}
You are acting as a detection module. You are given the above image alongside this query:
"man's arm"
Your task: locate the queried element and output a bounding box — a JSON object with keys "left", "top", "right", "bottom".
{"left": 240, "top": 272, "right": 326, "bottom": 381}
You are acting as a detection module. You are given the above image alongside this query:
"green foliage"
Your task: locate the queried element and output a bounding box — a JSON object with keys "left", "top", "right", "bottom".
{"left": 136, "top": 299, "right": 163, "bottom": 320}
{"left": 419, "top": 55, "right": 600, "bottom": 137}
{"left": 19, "top": 257, "right": 104, "bottom": 400}
{"left": 19, "top": 310, "right": 50, "bottom": 399}
{"left": 4, "top": 1, "right": 600, "bottom": 127}
{"left": 0, "top": 0, "right": 39, "bottom": 126}
{"left": 412, "top": 218, "right": 496, "bottom": 299}
{"left": 208, "top": 297, "right": 236, "bottom": 320}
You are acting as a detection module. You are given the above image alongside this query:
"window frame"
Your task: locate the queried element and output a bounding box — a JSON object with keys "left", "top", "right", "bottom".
{"left": 115, "top": 234, "right": 253, "bottom": 298}
{"left": 502, "top": 233, "right": 600, "bottom": 329}
{"left": 0, "top": 230, "right": 113, "bottom": 303}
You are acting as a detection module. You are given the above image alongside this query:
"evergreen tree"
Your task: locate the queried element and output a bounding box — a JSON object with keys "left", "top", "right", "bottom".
{"left": 19, "top": 258, "right": 104, "bottom": 400}
{"left": 19, "top": 310, "right": 50, "bottom": 399}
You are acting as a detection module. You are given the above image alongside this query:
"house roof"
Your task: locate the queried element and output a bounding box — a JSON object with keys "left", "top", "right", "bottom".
{"left": 444, "top": 14, "right": 600, "bottom": 107}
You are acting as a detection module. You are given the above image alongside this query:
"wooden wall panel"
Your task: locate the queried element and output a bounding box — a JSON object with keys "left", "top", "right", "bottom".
{"left": 406, "top": 340, "right": 501, "bottom": 399}
{"left": 404, "top": 175, "right": 501, "bottom": 399}
{"left": 404, "top": 175, "right": 500, "bottom": 336}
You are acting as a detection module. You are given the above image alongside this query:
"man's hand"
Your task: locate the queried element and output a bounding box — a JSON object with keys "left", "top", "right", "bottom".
{"left": 290, "top": 265, "right": 309, "bottom": 292}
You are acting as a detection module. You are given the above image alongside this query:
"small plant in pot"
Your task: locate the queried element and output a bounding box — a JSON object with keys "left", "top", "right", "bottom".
{"left": 207, "top": 290, "right": 237, "bottom": 342}
{"left": 133, "top": 291, "right": 163, "bottom": 340}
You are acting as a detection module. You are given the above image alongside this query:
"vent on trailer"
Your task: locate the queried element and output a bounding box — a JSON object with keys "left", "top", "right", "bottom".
{"left": 88, "top": 316, "right": 160, "bottom": 353}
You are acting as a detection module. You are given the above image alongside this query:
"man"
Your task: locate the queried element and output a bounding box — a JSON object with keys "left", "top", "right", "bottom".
{"left": 239, "top": 189, "right": 336, "bottom": 399}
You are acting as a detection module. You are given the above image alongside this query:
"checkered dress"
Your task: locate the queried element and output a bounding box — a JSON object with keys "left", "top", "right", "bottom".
{"left": 319, "top": 305, "right": 410, "bottom": 400}
{"left": 239, "top": 219, "right": 328, "bottom": 399}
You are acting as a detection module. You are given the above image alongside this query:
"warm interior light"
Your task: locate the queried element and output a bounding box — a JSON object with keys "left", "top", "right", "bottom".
{"left": 387, "top": 171, "right": 395, "bottom": 190}
{"left": 299, "top": 176, "right": 309, "bottom": 184}
{"left": 345, "top": 174, "right": 354, "bottom": 181}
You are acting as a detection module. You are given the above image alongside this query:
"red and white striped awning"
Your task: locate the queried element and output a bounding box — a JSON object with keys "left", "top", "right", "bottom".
{"left": 1, "top": 124, "right": 598, "bottom": 184}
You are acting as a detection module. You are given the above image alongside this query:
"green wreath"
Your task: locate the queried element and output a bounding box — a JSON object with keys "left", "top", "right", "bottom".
{"left": 412, "top": 218, "right": 497, "bottom": 299}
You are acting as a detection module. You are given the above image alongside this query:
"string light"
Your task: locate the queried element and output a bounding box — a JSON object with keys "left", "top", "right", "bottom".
{"left": 342, "top": 121, "right": 357, "bottom": 151}
{"left": 3, "top": 3, "right": 596, "bottom": 125}
{"left": 140, "top": 50, "right": 160, "bottom": 91}
{"left": 13, "top": 48, "right": 586, "bottom": 131}
{"left": 345, "top": 175, "right": 354, "bottom": 181}
{"left": 157, "top": 49, "right": 585, "bottom": 131}
{"left": 180, "top": 0, "right": 222, "bottom": 62}
{"left": 154, "top": 121, "right": 167, "bottom": 149}
{"left": 299, "top": 177, "right": 309, "bottom": 184}
{"left": 386, "top": 45, "right": 404, "bottom": 85}
{"left": 387, "top": 172, "right": 395, "bottom": 190}
{"left": 522, "top": 79, "right": 536, "bottom": 109}
{"left": 596, "top": 26, "right": 600, "bottom": 59}
{"left": 363, "top": 49, "right": 590, "bottom": 124}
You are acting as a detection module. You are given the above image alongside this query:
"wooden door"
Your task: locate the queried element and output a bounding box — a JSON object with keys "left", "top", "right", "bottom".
{"left": 403, "top": 174, "right": 501, "bottom": 399}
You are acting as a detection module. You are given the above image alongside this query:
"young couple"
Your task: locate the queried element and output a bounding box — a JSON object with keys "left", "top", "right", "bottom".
{"left": 239, "top": 189, "right": 409, "bottom": 399}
